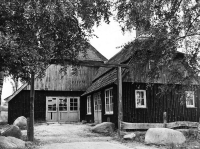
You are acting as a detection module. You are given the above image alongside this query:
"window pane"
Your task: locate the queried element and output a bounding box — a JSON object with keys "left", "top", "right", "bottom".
{"left": 110, "top": 103, "right": 113, "bottom": 112}
{"left": 106, "top": 105, "right": 109, "bottom": 112}
{"left": 141, "top": 98, "right": 144, "bottom": 105}
{"left": 110, "top": 89, "right": 113, "bottom": 97}
{"left": 74, "top": 103, "right": 78, "bottom": 107}
{"left": 74, "top": 98, "right": 77, "bottom": 103}
{"left": 141, "top": 92, "right": 144, "bottom": 98}
{"left": 106, "top": 98, "right": 109, "bottom": 104}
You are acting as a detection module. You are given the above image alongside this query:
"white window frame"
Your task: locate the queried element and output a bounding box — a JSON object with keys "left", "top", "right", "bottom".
{"left": 185, "top": 91, "right": 195, "bottom": 108}
{"left": 87, "top": 96, "right": 91, "bottom": 114}
{"left": 135, "top": 90, "right": 147, "bottom": 108}
{"left": 105, "top": 88, "right": 113, "bottom": 114}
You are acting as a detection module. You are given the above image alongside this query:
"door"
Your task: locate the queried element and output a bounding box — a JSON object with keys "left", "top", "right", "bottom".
{"left": 46, "top": 97, "right": 79, "bottom": 122}
{"left": 94, "top": 93, "right": 102, "bottom": 123}
{"left": 46, "top": 97, "right": 58, "bottom": 122}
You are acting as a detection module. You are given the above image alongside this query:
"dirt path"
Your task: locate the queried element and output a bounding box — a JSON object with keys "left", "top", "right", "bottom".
{"left": 33, "top": 123, "right": 162, "bottom": 149}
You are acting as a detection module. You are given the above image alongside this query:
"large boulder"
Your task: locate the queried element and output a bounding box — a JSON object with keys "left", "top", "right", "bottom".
{"left": 0, "top": 136, "right": 25, "bottom": 149}
{"left": 145, "top": 128, "right": 186, "bottom": 145}
{"left": 13, "top": 116, "right": 27, "bottom": 130}
{"left": 91, "top": 122, "right": 115, "bottom": 135}
{"left": 1, "top": 125, "right": 22, "bottom": 139}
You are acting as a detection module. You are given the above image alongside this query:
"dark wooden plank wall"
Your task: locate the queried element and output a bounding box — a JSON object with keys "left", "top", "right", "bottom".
{"left": 123, "top": 82, "right": 199, "bottom": 123}
{"left": 80, "top": 95, "right": 94, "bottom": 123}
{"left": 25, "top": 65, "right": 99, "bottom": 91}
{"left": 8, "top": 90, "right": 84, "bottom": 124}
{"left": 101, "top": 85, "right": 118, "bottom": 126}
{"left": 81, "top": 84, "right": 119, "bottom": 126}
{"left": 0, "top": 71, "right": 4, "bottom": 103}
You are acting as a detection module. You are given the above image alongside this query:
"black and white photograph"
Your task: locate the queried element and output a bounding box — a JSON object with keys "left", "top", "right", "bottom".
{"left": 1, "top": 0, "right": 200, "bottom": 148}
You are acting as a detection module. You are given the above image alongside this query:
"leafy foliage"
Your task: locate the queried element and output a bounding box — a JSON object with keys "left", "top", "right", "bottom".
{"left": 0, "top": 0, "right": 112, "bottom": 81}
{"left": 115, "top": 0, "right": 200, "bottom": 86}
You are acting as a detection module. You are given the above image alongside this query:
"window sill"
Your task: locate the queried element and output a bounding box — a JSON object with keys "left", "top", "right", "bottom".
{"left": 105, "top": 113, "right": 113, "bottom": 115}
{"left": 186, "top": 107, "right": 197, "bottom": 109}
{"left": 136, "top": 107, "right": 147, "bottom": 109}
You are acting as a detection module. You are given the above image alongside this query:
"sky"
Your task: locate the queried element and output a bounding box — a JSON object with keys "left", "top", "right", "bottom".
{"left": 1, "top": 18, "right": 136, "bottom": 102}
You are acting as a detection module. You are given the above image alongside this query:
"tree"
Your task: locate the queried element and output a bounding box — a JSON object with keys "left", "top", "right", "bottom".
{"left": 114, "top": 0, "right": 200, "bottom": 87}
{"left": 0, "top": 0, "right": 112, "bottom": 80}
{"left": 0, "top": 0, "right": 112, "bottom": 141}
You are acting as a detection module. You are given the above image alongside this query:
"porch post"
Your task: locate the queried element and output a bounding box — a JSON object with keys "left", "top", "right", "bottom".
{"left": 28, "top": 71, "right": 34, "bottom": 141}
{"left": 117, "top": 67, "right": 123, "bottom": 136}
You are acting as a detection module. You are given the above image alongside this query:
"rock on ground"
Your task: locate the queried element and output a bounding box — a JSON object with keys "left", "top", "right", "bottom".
{"left": 0, "top": 136, "right": 25, "bottom": 149}
{"left": 91, "top": 122, "right": 115, "bottom": 135}
{"left": 145, "top": 128, "right": 186, "bottom": 145}
{"left": 123, "top": 133, "right": 136, "bottom": 140}
{"left": 1, "top": 125, "right": 22, "bottom": 139}
{"left": 13, "top": 116, "right": 27, "bottom": 130}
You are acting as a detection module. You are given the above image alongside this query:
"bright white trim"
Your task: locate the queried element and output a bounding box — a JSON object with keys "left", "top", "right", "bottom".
{"left": 185, "top": 91, "right": 195, "bottom": 108}
{"left": 105, "top": 88, "right": 113, "bottom": 114}
{"left": 135, "top": 90, "right": 147, "bottom": 108}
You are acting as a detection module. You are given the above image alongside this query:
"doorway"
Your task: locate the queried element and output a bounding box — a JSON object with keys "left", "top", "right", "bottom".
{"left": 46, "top": 96, "right": 79, "bottom": 122}
{"left": 93, "top": 92, "right": 102, "bottom": 123}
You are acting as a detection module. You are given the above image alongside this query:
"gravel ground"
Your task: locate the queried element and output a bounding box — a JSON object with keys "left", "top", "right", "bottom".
{"left": 31, "top": 123, "right": 161, "bottom": 149}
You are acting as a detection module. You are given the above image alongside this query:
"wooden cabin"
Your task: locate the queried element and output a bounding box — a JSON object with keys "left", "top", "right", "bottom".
{"left": 5, "top": 45, "right": 107, "bottom": 124}
{"left": 81, "top": 43, "right": 200, "bottom": 128}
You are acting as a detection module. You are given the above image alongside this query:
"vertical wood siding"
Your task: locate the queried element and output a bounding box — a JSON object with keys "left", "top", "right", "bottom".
{"left": 81, "top": 84, "right": 119, "bottom": 126}
{"left": 0, "top": 71, "right": 4, "bottom": 103}
{"left": 8, "top": 90, "right": 84, "bottom": 124}
{"left": 25, "top": 65, "right": 99, "bottom": 91}
{"left": 123, "top": 82, "right": 199, "bottom": 123}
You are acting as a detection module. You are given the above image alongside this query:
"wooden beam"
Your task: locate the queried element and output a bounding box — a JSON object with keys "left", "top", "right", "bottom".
{"left": 121, "top": 121, "right": 199, "bottom": 130}
{"left": 117, "top": 67, "right": 123, "bottom": 137}
{"left": 28, "top": 72, "right": 34, "bottom": 141}
{"left": 121, "top": 122, "right": 164, "bottom": 130}
{"left": 50, "top": 59, "right": 130, "bottom": 68}
{"left": 167, "top": 121, "right": 199, "bottom": 128}
{"left": 163, "top": 112, "right": 167, "bottom": 128}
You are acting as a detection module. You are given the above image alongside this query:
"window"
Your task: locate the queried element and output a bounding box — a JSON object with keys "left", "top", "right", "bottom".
{"left": 135, "top": 90, "right": 146, "bottom": 108}
{"left": 105, "top": 88, "right": 113, "bottom": 114}
{"left": 48, "top": 98, "right": 57, "bottom": 111}
{"left": 186, "top": 91, "right": 195, "bottom": 108}
{"left": 70, "top": 98, "right": 78, "bottom": 111}
{"left": 87, "top": 96, "right": 91, "bottom": 114}
{"left": 59, "top": 98, "right": 67, "bottom": 111}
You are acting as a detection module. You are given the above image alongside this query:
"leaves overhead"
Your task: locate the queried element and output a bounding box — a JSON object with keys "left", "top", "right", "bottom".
{"left": 0, "top": 0, "right": 112, "bottom": 81}
{"left": 115, "top": 0, "right": 200, "bottom": 85}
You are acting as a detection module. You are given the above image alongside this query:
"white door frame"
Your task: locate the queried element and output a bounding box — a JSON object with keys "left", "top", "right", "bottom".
{"left": 93, "top": 92, "right": 102, "bottom": 123}
{"left": 46, "top": 96, "right": 80, "bottom": 122}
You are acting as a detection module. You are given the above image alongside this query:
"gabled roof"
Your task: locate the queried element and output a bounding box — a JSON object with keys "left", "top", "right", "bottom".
{"left": 82, "top": 41, "right": 190, "bottom": 96}
{"left": 93, "top": 45, "right": 133, "bottom": 82}
{"left": 82, "top": 45, "right": 134, "bottom": 96}
{"left": 5, "top": 44, "right": 107, "bottom": 102}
